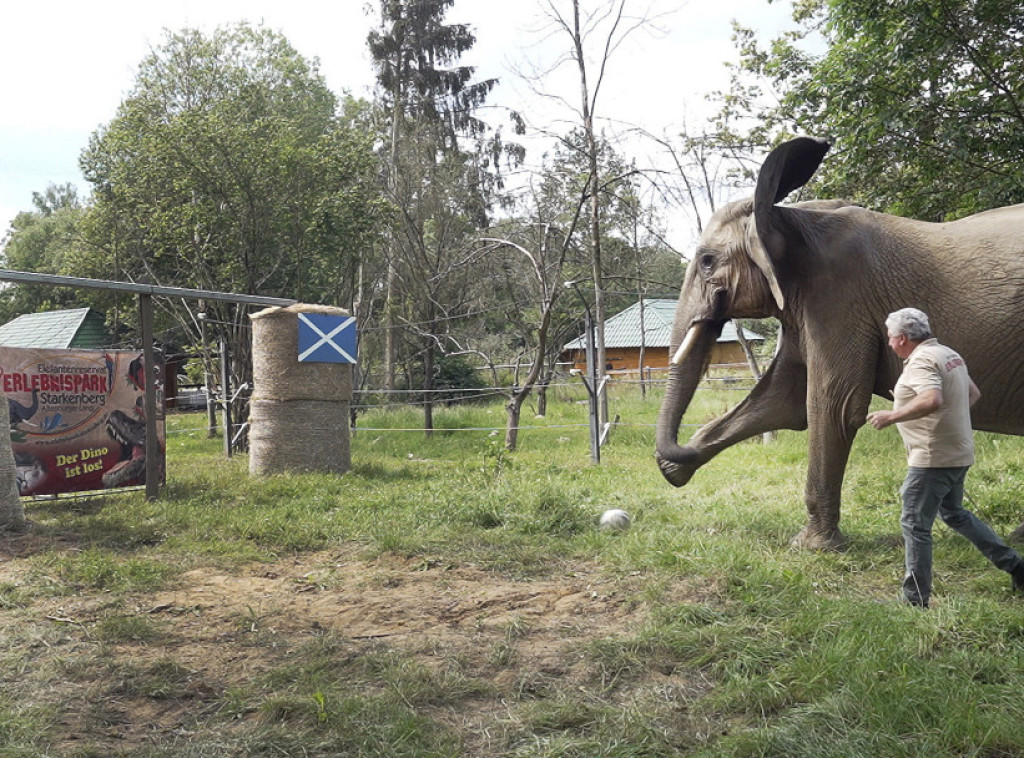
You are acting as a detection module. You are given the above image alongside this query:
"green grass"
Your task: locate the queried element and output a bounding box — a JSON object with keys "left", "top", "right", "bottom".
{"left": 2, "top": 380, "right": 1024, "bottom": 756}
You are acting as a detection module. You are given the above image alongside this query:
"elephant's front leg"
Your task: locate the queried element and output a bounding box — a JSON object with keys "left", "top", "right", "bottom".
{"left": 790, "top": 386, "right": 867, "bottom": 551}
{"left": 674, "top": 356, "right": 809, "bottom": 476}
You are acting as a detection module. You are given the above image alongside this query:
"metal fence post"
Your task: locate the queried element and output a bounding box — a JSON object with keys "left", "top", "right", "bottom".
{"left": 584, "top": 310, "right": 601, "bottom": 464}
{"left": 220, "top": 337, "right": 232, "bottom": 458}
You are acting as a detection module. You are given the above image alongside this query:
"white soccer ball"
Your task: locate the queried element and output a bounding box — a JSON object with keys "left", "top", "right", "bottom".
{"left": 599, "top": 509, "right": 631, "bottom": 531}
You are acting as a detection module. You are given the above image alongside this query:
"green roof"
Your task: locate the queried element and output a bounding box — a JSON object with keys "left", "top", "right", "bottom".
{"left": 563, "top": 299, "right": 764, "bottom": 350}
{"left": 0, "top": 308, "right": 111, "bottom": 349}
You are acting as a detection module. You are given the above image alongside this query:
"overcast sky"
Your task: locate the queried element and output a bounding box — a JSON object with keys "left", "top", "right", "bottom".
{"left": 0, "top": 0, "right": 795, "bottom": 249}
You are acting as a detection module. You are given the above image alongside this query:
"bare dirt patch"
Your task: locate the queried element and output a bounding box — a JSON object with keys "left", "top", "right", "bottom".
{"left": 0, "top": 540, "right": 714, "bottom": 753}
{"left": 156, "top": 551, "right": 645, "bottom": 653}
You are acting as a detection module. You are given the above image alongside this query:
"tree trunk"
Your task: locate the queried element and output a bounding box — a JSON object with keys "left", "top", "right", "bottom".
{"left": 537, "top": 375, "right": 549, "bottom": 417}
{"left": 0, "top": 390, "right": 26, "bottom": 531}
{"left": 383, "top": 87, "right": 403, "bottom": 393}
{"left": 733, "top": 320, "right": 762, "bottom": 380}
{"left": 228, "top": 316, "right": 253, "bottom": 451}
{"left": 505, "top": 393, "right": 523, "bottom": 451}
{"left": 200, "top": 305, "right": 219, "bottom": 438}
{"left": 204, "top": 355, "right": 219, "bottom": 438}
{"left": 384, "top": 262, "right": 397, "bottom": 392}
{"left": 572, "top": 0, "right": 608, "bottom": 427}
{"left": 423, "top": 334, "right": 435, "bottom": 436}
{"left": 634, "top": 210, "right": 648, "bottom": 399}
{"left": 733, "top": 319, "right": 775, "bottom": 443}
{"left": 638, "top": 297, "right": 648, "bottom": 399}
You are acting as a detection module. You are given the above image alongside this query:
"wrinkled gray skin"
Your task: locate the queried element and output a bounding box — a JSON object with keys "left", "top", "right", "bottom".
{"left": 655, "top": 136, "right": 1024, "bottom": 550}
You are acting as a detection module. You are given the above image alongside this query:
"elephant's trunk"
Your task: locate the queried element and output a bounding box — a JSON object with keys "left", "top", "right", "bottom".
{"left": 655, "top": 321, "right": 718, "bottom": 486}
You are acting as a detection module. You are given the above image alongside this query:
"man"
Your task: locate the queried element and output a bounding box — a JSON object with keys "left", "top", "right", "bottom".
{"left": 867, "top": 307, "right": 1024, "bottom": 607}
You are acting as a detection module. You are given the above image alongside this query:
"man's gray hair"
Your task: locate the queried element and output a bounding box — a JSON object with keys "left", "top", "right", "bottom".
{"left": 886, "top": 307, "right": 932, "bottom": 342}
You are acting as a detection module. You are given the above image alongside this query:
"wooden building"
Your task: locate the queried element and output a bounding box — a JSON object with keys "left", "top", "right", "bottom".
{"left": 561, "top": 299, "right": 765, "bottom": 375}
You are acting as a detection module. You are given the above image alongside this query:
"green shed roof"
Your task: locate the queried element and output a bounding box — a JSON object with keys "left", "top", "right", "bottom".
{"left": 0, "top": 308, "right": 110, "bottom": 349}
{"left": 563, "top": 299, "right": 764, "bottom": 350}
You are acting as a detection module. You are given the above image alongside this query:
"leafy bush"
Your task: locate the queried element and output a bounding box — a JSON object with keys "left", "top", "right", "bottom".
{"left": 434, "top": 354, "right": 489, "bottom": 404}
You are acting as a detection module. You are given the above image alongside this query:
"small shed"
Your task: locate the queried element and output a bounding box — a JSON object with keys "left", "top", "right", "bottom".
{"left": 0, "top": 307, "right": 111, "bottom": 349}
{"left": 0, "top": 308, "right": 197, "bottom": 408}
{"left": 561, "top": 299, "right": 765, "bottom": 374}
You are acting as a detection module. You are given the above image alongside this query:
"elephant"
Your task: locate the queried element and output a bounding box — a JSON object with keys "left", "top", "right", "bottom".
{"left": 655, "top": 136, "right": 1024, "bottom": 550}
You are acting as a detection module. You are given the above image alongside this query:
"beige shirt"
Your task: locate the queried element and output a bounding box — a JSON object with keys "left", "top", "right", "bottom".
{"left": 893, "top": 338, "right": 974, "bottom": 467}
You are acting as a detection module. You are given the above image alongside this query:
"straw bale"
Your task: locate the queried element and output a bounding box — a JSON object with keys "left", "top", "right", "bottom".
{"left": 249, "top": 399, "right": 350, "bottom": 475}
{"left": 250, "top": 303, "right": 352, "bottom": 402}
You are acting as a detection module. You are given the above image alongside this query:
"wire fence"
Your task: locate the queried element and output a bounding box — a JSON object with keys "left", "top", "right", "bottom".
{"left": 164, "top": 370, "right": 758, "bottom": 438}
{"left": 25, "top": 374, "right": 755, "bottom": 503}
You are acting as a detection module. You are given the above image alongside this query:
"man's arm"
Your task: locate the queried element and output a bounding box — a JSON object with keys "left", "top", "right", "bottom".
{"left": 968, "top": 378, "right": 981, "bottom": 407}
{"left": 867, "top": 389, "right": 943, "bottom": 430}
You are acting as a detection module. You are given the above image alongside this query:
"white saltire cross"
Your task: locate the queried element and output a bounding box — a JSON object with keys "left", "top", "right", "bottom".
{"left": 297, "top": 313, "right": 357, "bottom": 364}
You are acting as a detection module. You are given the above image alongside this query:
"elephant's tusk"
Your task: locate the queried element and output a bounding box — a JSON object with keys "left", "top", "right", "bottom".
{"left": 670, "top": 323, "right": 704, "bottom": 365}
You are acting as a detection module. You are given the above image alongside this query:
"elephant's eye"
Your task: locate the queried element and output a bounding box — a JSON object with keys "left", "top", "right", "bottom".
{"left": 699, "top": 253, "right": 715, "bottom": 273}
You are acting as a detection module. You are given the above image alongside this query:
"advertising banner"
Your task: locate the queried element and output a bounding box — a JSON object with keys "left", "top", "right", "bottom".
{"left": 1, "top": 348, "right": 165, "bottom": 496}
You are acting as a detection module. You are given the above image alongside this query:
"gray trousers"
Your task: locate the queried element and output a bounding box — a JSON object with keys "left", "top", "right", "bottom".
{"left": 900, "top": 466, "right": 1023, "bottom": 606}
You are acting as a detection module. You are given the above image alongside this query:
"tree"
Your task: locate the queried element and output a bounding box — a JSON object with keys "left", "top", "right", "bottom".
{"left": 479, "top": 195, "right": 587, "bottom": 450}
{"left": 0, "top": 185, "right": 91, "bottom": 324}
{"left": 368, "top": 0, "right": 521, "bottom": 431}
{"left": 722, "top": 0, "right": 1024, "bottom": 219}
{"left": 533, "top": 128, "right": 676, "bottom": 330}
{"left": 532, "top": 0, "right": 657, "bottom": 429}
{"left": 79, "top": 23, "right": 385, "bottom": 428}
{"left": 472, "top": 131, "right": 675, "bottom": 449}
{"left": 607, "top": 170, "right": 676, "bottom": 395}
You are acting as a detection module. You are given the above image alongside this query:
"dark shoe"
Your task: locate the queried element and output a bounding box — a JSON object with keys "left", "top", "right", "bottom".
{"left": 1011, "top": 563, "right": 1024, "bottom": 593}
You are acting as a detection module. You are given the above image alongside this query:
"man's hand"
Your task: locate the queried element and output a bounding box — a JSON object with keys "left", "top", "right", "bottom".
{"left": 867, "top": 410, "right": 896, "bottom": 430}
{"left": 866, "top": 389, "right": 943, "bottom": 431}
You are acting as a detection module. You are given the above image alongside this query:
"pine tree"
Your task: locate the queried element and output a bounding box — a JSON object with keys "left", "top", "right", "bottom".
{"left": 368, "top": 0, "right": 519, "bottom": 430}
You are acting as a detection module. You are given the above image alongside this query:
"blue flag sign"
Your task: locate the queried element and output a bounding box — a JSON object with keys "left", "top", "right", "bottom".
{"left": 297, "top": 313, "right": 357, "bottom": 364}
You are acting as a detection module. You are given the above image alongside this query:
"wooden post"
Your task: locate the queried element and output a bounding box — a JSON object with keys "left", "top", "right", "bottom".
{"left": 139, "top": 293, "right": 160, "bottom": 500}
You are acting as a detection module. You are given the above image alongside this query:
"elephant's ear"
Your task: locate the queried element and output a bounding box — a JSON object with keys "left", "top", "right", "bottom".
{"left": 746, "top": 215, "right": 785, "bottom": 311}
{"left": 754, "top": 137, "right": 830, "bottom": 261}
